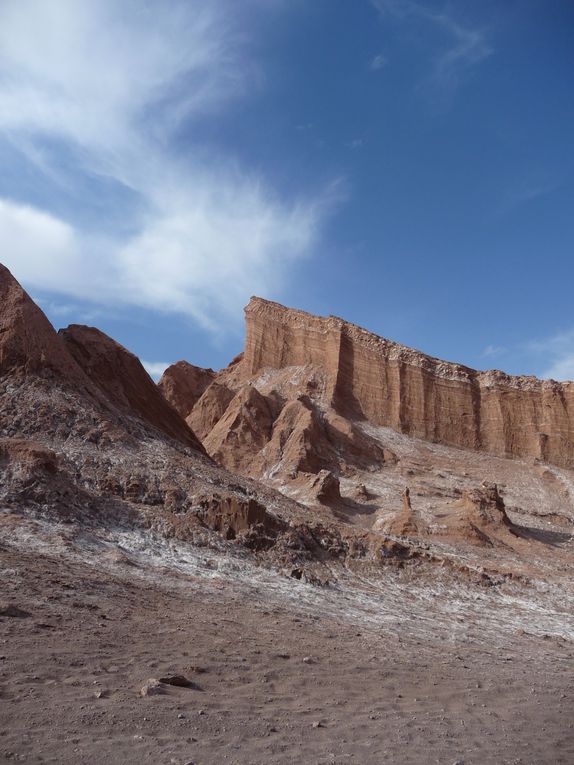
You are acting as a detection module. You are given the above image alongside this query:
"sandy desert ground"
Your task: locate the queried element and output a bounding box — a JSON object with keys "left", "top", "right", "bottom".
{"left": 0, "top": 512, "right": 572, "bottom": 765}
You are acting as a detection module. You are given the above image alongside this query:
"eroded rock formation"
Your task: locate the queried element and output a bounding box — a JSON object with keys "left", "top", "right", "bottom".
{"left": 307, "top": 470, "right": 342, "bottom": 505}
{"left": 0, "top": 264, "right": 90, "bottom": 383}
{"left": 158, "top": 361, "right": 215, "bottom": 420}
{"left": 375, "top": 487, "right": 422, "bottom": 537}
{"left": 60, "top": 325, "right": 204, "bottom": 451}
{"left": 243, "top": 297, "right": 574, "bottom": 468}
{"left": 2, "top": 262, "right": 573, "bottom": 588}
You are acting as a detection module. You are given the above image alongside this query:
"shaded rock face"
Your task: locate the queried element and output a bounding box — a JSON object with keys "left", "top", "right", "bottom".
{"left": 203, "top": 384, "right": 275, "bottom": 473}
{"left": 162, "top": 358, "right": 390, "bottom": 487}
{"left": 187, "top": 382, "right": 235, "bottom": 442}
{"left": 253, "top": 397, "right": 390, "bottom": 480}
{"left": 260, "top": 396, "right": 328, "bottom": 476}
{"left": 197, "top": 493, "right": 286, "bottom": 544}
{"left": 158, "top": 361, "right": 215, "bottom": 420}
{"left": 0, "top": 438, "right": 107, "bottom": 522}
{"left": 457, "top": 483, "right": 511, "bottom": 530}
{"left": 60, "top": 326, "right": 205, "bottom": 453}
{"left": 243, "top": 297, "right": 574, "bottom": 468}
{"left": 0, "top": 439, "right": 59, "bottom": 479}
{"left": 196, "top": 384, "right": 386, "bottom": 481}
{"left": 433, "top": 482, "right": 516, "bottom": 547}
{"left": 0, "top": 265, "right": 87, "bottom": 383}
{"left": 308, "top": 470, "right": 341, "bottom": 505}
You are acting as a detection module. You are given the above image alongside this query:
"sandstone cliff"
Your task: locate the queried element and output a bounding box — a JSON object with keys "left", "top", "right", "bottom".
{"left": 244, "top": 297, "right": 574, "bottom": 468}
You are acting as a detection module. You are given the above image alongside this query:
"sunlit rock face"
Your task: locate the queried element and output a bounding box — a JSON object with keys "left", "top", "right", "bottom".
{"left": 243, "top": 297, "right": 574, "bottom": 468}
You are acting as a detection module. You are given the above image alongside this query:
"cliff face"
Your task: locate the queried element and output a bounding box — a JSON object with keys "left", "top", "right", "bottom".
{"left": 244, "top": 297, "right": 574, "bottom": 468}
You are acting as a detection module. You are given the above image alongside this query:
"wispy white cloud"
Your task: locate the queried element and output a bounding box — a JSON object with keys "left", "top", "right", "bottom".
{"left": 530, "top": 329, "right": 574, "bottom": 382}
{"left": 142, "top": 360, "right": 171, "bottom": 382}
{"left": 371, "top": 0, "right": 492, "bottom": 92}
{"left": 498, "top": 178, "right": 561, "bottom": 217}
{"left": 0, "top": 0, "right": 240, "bottom": 154}
{"left": 0, "top": 199, "right": 80, "bottom": 288}
{"left": 370, "top": 53, "right": 387, "bottom": 71}
{"left": 482, "top": 344, "right": 506, "bottom": 359}
{"left": 544, "top": 354, "right": 574, "bottom": 382}
{"left": 0, "top": 0, "right": 337, "bottom": 331}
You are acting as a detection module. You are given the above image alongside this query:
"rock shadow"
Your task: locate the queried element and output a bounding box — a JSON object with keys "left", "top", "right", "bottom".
{"left": 510, "top": 524, "right": 572, "bottom": 546}
{"left": 330, "top": 497, "right": 381, "bottom": 523}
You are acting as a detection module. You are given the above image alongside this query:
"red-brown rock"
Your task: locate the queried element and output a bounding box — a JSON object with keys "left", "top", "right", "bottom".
{"left": 0, "top": 264, "right": 87, "bottom": 383}
{"left": 202, "top": 385, "right": 273, "bottom": 472}
{"left": 243, "top": 297, "right": 574, "bottom": 468}
{"left": 375, "top": 487, "right": 422, "bottom": 537}
{"left": 159, "top": 361, "right": 215, "bottom": 419}
{"left": 60, "top": 325, "right": 205, "bottom": 453}
{"left": 187, "top": 382, "right": 235, "bottom": 441}
{"left": 308, "top": 470, "right": 341, "bottom": 505}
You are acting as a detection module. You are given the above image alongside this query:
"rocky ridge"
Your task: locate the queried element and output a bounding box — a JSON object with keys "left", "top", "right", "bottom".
{"left": 1, "top": 263, "right": 572, "bottom": 586}
{"left": 60, "top": 325, "right": 205, "bottom": 452}
{"left": 1, "top": 279, "right": 573, "bottom": 764}
{"left": 242, "top": 297, "right": 574, "bottom": 467}
{"left": 159, "top": 295, "right": 574, "bottom": 576}
{"left": 0, "top": 265, "right": 434, "bottom": 582}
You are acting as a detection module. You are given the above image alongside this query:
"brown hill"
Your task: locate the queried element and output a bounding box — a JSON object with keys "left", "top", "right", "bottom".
{"left": 2, "top": 268, "right": 573, "bottom": 765}
{"left": 2, "top": 265, "right": 573, "bottom": 587}
{"left": 0, "top": 263, "right": 364, "bottom": 582}
{"left": 158, "top": 360, "right": 215, "bottom": 419}
{"left": 60, "top": 325, "right": 204, "bottom": 452}
{"left": 0, "top": 263, "right": 87, "bottom": 383}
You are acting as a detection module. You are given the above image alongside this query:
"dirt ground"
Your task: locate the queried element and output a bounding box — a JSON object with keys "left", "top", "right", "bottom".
{"left": 1, "top": 533, "right": 572, "bottom": 765}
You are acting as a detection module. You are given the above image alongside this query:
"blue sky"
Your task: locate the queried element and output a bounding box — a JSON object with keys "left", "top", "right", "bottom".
{"left": 0, "top": 0, "right": 573, "bottom": 380}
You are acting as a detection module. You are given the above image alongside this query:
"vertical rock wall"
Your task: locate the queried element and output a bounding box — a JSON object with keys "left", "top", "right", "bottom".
{"left": 244, "top": 297, "right": 574, "bottom": 467}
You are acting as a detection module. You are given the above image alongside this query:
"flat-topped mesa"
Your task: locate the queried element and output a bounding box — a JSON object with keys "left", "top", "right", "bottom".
{"left": 244, "top": 297, "right": 574, "bottom": 468}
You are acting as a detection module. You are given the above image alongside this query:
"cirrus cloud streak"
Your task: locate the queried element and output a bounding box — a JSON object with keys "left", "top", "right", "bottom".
{"left": 0, "top": 0, "right": 337, "bottom": 330}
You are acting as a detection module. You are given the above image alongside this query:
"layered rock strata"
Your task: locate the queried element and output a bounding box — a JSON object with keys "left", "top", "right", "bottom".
{"left": 243, "top": 297, "right": 574, "bottom": 468}
{"left": 2, "top": 263, "right": 573, "bottom": 585}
